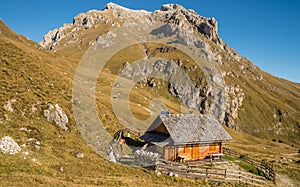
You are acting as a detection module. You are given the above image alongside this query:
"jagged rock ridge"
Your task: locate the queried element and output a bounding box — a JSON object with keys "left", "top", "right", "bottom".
{"left": 39, "top": 2, "right": 247, "bottom": 130}
{"left": 39, "top": 3, "right": 300, "bottom": 144}
{"left": 40, "top": 3, "right": 224, "bottom": 51}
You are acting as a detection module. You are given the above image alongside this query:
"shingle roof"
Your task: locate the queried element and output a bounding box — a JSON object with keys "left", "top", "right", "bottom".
{"left": 141, "top": 114, "right": 233, "bottom": 146}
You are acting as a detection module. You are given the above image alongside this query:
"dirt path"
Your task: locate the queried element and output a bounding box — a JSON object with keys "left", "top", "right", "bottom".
{"left": 276, "top": 174, "right": 295, "bottom": 187}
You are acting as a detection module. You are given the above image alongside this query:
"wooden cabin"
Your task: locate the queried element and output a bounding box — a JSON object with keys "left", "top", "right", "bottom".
{"left": 140, "top": 114, "right": 233, "bottom": 161}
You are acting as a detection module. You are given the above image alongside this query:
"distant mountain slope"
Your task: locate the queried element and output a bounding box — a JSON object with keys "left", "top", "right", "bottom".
{"left": 40, "top": 3, "right": 299, "bottom": 145}
{"left": 0, "top": 3, "right": 299, "bottom": 186}
{"left": 0, "top": 19, "right": 218, "bottom": 186}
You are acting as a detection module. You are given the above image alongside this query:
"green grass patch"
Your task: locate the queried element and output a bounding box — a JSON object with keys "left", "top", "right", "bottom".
{"left": 235, "top": 161, "right": 266, "bottom": 178}
{"left": 222, "top": 155, "right": 235, "bottom": 161}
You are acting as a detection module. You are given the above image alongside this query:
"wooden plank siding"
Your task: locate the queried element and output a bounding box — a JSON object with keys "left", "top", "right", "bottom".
{"left": 192, "top": 145, "right": 200, "bottom": 159}
{"left": 164, "top": 142, "right": 222, "bottom": 161}
{"left": 164, "top": 146, "right": 176, "bottom": 161}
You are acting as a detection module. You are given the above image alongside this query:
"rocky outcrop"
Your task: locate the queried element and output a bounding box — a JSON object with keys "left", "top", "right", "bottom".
{"left": 134, "top": 150, "right": 160, "bottom": 167}
{"left": 152, "top": 4, "right": 222, "bottom": 45}
{"left": 40, "top": 3, "right": 224, "bottom": 51}
{"left": 40, "top": 24, "right": 73, "bottom": 50}
{"left": 3, "top": 99, "right": 16, "bottom": 112}
{"left": 40, "top": 3, "right": 242, "bottom": 126}
{"left": 0, "top": 136, "right": 21, "bottom": 155}
{"left": 120, "top": 60, "right": 221, "bottom": 116}
{"left": 44, "top": 104, "right": 69, "bottom": 130}
{"left": 224, "top": 85, "right": 245, "bottom": 129}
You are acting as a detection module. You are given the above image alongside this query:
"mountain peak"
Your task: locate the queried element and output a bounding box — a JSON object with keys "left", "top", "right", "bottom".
{"left": 40, "top": 3, "right": 226, "bottom": 51}
{"left": 104, "top": 2, "right": 131, "bottom": 11}
{"left": 160, "top": 4, "right": 185, "bottom": 11}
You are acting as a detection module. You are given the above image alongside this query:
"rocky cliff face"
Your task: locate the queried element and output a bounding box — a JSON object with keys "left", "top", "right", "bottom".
{"left": 152, "top": 4, "right": 221, "bottom": 44}
{"left": 119, "top": 59, "right": 213, "bottom": 114}
{"left": 39, "top": 3, "right": 300, "bottom": 144}
{"left": 39, "top": 3, "right": 245, "bottom": 128}
{"left": 40, "top": 3, "right": 222, "bottom": 50}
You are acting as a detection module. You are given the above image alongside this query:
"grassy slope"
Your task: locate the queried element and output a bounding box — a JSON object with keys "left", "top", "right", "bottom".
{"left": 224, "top": 127, "right": 300, "bottom": 186}
{"left": 0, "top": 20, "right": 239, "bottom": 186}
{"left": 60, "top": 13, "right": 300, "bottom": 146}
{"left": 1, "top": 12, "right": 299, "bottom": 186}
{"left": 204, "top": 37, "right": 300, "bottom": 146}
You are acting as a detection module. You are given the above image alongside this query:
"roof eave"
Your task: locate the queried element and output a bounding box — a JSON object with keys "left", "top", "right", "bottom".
{"left": 173, "top": 139, "right": 233, "bottom": 145}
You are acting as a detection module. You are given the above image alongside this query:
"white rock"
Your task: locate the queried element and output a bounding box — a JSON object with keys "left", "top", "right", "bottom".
{"left": 76, "top": 152, "right": 84, "bottom": 158}
{"left": 0, "top": 136, "right": 21, "bottom": 155}
{"left": 44, "top": 104, "right": 68, "bottom": 130}
{"left": 23, "top": 151, "right": 29, "bottom": 157}
{"left": 3, "top": 100, "right": 14, "bottom": 112}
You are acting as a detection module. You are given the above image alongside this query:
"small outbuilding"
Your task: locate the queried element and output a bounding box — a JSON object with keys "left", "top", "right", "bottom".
{"left": 140, "top": 114, "right": 233, "bottom": 161}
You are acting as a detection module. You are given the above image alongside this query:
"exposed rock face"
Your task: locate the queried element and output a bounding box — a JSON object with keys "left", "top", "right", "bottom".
{"left": 40, "top": 24, "right": 73, "bottom": 50}
{"left": 0, "top": 136, "right": 21, "bottom": 155}
{"left": 224, "top": 84, "right": 245, "bottom": 129}
{"left": 152, "top": 4, "right": 222, "bottom": 44}
{"left": 40, "top": 3, "right": 242, "bottom": 126}
{"left": 44, "top": 104, "right": 69, "bottom": 130}
{"left": 40, "top": 3, "right": 223, "bottom": 50}
{"left": 120, "top": 60, "right": 221, "bottom": 116}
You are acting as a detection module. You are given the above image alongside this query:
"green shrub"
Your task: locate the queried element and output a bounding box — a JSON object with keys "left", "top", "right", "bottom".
{"left": 222, "top": 155, "right": 235, "bottom": 161}
{"left": 236, "top": 161, "right": 266, "bottom": 178}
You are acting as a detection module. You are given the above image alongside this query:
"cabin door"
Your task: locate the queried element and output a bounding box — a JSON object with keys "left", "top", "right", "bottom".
{"left": 164, "top": 147, "right": 175, "bottom": 161}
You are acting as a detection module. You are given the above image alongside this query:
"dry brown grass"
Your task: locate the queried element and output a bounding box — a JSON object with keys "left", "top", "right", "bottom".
{"left": 0, "top": 16, "right": 299, "bottom": 186}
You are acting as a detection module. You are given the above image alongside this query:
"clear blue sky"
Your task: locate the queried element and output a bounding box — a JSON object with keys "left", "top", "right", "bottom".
{"left": 1, "top": 0, "right": 299, "bottom": 83}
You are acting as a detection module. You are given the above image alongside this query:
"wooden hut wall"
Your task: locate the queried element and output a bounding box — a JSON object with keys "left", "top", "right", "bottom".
{"left": 164, "top": 146, "right": 176, "bottom": 161}
{"left": 163, "top": 142, "right": 223, "bottom": 161}
{"left": 199, "top": 142, "right": 222, "bottom": 159}
{"left": 174, "top": 144, "right": 202, "bottom": 160}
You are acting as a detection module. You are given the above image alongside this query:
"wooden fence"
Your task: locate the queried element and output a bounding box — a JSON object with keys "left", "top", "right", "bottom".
{"left": 225, "top": 169, "right": 267, "bottom": 186}
{"left": 156, "top": 161, "right": 267, "bottom": 186}
{"left": 223, "top": 148, "right": 276, "bottom": 182}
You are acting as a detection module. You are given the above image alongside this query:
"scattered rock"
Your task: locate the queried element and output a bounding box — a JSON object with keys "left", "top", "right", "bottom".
{"left": 19, "top": 127, "right": 32, "bottom": 132}
{"left": 35, "top": 141, "right": 41, "bottom": 146}
{"left": 0, "top": 136, "right": 21, "bottom": 155}
{"left": 44, "top": 104, "right": 69, "bottom": 130}
{"left": 22, "top": 151, "right": 29, "bottom": 159}
{"left": 31, "top": 104, "right": 37, "bottom": 112}
{"left": 3, "top": 100, "right": 15, "bottom": 112}
{"left": 134, "top": 150, "right": 160, "bottom": 167}
{"left": 108, "top": 145, "right": 117, "bottom": 162}
{"left": 76, "top": 152, "right": 84, "bottom": 158}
